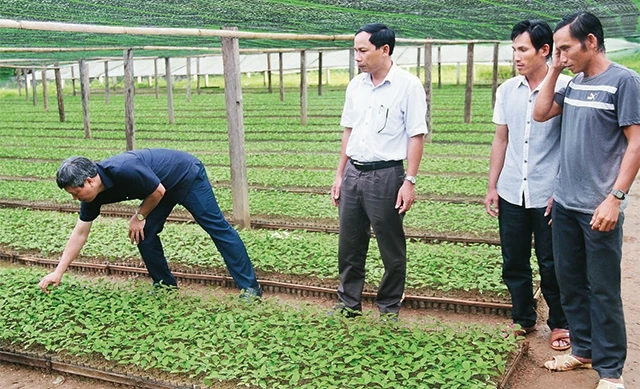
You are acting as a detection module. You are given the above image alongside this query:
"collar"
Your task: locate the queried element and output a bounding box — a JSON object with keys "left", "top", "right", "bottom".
{"left": 362, "top": 61, "right": 398, "bottom": 88}
{"left": 95, "top": 164, "right": 114, "bottom": 190}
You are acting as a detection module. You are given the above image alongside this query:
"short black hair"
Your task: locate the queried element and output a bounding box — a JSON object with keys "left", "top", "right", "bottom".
{"left": 555, "top": 12, "right": 606, "bottom": 52}
{"left": 511, "top": 20, "right": 554, "bottom": 59}
{"left": 356, "top": 23, "right": 396, "bottom": 55}
{"left": 56, "top": 156, "right": 98, "bottom": 189}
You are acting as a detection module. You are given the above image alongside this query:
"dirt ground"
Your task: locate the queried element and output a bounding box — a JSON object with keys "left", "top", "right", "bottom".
{"left": 2, "top": 177, "right": 640, "bottom": 389}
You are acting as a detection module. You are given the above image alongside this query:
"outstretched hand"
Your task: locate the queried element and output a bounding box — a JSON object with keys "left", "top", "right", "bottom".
{"left": 39, "top": 272, "right": 63, "bottom": 294}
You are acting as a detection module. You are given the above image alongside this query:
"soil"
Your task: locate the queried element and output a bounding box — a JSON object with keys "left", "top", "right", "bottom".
{"left": 2, "top": 177, "right": 640, "bottom": 389}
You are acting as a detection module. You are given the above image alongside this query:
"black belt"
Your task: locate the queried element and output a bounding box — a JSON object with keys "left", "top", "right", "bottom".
{"left": 350, "top": 158, "right": 403, "bottom": 171}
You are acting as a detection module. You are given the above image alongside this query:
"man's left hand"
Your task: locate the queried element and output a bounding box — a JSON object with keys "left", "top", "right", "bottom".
{"left": 395, "top": 181, "right": 416, "bottom": 214}
{"left": 590, "top": 196, "right": 621, "bottom": 232}
{"left": 129, "top": 217, "right": 146, "bottom": 244}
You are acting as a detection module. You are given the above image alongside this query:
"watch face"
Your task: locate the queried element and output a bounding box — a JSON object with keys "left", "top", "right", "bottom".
{"left": 136, "top": 213, "right": 145, "bottom": 221}
{"left": 612, "top": 190, "right": 625, "bottom": 200}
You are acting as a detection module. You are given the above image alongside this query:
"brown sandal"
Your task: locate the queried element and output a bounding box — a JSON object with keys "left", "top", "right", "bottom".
{"left": 550, "top": 328, "right": 571, "bottom": 351}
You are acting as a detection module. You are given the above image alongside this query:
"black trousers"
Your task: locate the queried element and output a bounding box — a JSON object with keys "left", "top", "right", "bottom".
{"left": 337, "top": 161, "right": 406, "bottom": 313}
{"left": 498, "top": 197, "right": 567, "bottom": 330}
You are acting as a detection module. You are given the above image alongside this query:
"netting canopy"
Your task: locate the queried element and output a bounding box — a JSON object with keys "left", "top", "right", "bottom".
{"left": 0, "top": 0, "right": 638, "bottom": 63}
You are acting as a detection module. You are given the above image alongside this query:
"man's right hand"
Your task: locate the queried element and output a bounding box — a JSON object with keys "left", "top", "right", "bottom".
{"left": 484, "top": 188, "right": 499, "bottom": 217}
{"left": 330, "top": 177, "right": 341, "bottom": 207}
{"left": 39, "top": 271, "right": 63, "bottom": 294}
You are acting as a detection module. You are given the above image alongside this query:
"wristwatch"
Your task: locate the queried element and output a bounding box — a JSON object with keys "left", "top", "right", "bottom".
{"left": 135, "top": 212, "right": 146, "bottom": 221}
{"left": 610, "top": 189, "right": 626, "bottom": 200}
{"left": 404, "top": 175, "right": 417, "bottom": 185}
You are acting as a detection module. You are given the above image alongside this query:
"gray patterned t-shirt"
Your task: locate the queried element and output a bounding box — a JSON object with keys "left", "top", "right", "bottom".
{"left": 554, "top": 62, "right": 640, "bottom": 213}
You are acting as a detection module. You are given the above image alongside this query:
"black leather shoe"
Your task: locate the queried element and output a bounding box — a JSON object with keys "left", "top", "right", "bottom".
{"left": 327, "top": 302, "right": 362, "bottom": 318}
{"left": 239, "top": 285, "right": 263, "bottom": 303}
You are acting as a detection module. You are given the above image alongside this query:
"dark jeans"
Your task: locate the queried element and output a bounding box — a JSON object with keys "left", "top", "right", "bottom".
{"left": 137, "top": 164, "right": 259, "bottom": 290}
{"left": 337, "top": 161, "right": 406, "bottom": 313}
{"left": 498, "top": 197, "right": 567, "bottom": 330}
{"left": 552, "top": 201, "right": 626, "bottom": 379}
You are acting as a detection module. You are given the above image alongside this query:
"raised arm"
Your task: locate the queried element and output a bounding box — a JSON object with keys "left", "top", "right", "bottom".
{"left": 533, "top": 49, "right": 565, "bottom": 122}
{"left": 39, "top": 219, "right": 93, "bottom": 293}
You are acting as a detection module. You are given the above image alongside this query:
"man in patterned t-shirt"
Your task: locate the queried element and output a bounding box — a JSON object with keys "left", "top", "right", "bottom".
{"left": 534, "top": 12, "right": 640, "bottom": 389}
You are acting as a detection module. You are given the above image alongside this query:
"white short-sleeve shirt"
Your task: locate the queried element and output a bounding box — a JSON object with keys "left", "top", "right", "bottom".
{"left": 493, "top": 71, "right": 570, "bottom": 208}
{"left": 340, "top": 63, "right": 428, "bottom": 162}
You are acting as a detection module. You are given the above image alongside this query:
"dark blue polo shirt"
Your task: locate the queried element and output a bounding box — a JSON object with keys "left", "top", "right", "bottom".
{"left": 79, "top": 148, "right": 201, "bottom": 221}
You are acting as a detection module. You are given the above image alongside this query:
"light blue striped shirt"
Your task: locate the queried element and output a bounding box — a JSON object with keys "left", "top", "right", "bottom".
{"left": 493, "top": 72, "right": 570, "bottom": 208}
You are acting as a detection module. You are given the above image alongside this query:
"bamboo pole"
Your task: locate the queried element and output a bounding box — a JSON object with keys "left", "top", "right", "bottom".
{"left": 278, "top": 52, "right": 284, "bottom": 102}
{"left": 124, "top": 49, "right": 135, "bottom": 151}
{"left": 54, "top": 62, "right": 65, "bottom": 122}
{"left": 154, "top": 58, "right": 159, "bottom": 99}
{"left": 41, "top": 69, "right": 48, "bottom": 112}
{"left": 104, "top": 61, "right": 110, "bottom": 105}
{"left": 424, "top": 43, "right": 433, "bottom": 143}
{"left": 437, "top": 46, "right": 442, "bottom": 89}
{"left": 24, "top": 68, "right": 28, "bottom": 101}
{"left": 70, "top": 65, "right": 76, "bottom": 96}
{"left": 79, "top": 59, "right": 91, "bottom": 138}
{"left": 491, "top": 42, "right": 499, "bottom": 108}
{"left": 221, "top": 27, "right": 250, "bottom": 228}
{"left": 300, "top": 50, "right": 308, "bottom": 126}
{"left": 186, "top": 57, "right": 192, "bottom": 102}
{"left": 317, "top": 51, "right": 323, "bottom": 96}
{"left": 31, "top": 69, "right": 37, "bottom": 106}
{"left": 464, "top": 43, "right": 474, "bottom": 124}
{"left": 349, "top": 49, "right": 355, "bottom": 80}
{"left": 266, "top": 53, "right": 272, "bottom": 94}
{"left": 16, "top": 68, "right": 21, "bottom": 96}
{"left": 165, "top": 57, "right": 174, "bottom": 124}
{"left": 0, "top": 19, "right": 354, "bottom": 41}
{"left": 416, "top": 47, "right": 421, "bottom": 79}
{"left": 196, "top": 57, "right": 201, "bottom": 95}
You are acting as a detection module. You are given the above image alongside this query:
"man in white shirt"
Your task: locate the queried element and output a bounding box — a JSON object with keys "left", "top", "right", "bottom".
{"left": 485, "top": 20, "right": 570, "bottom": 348}
{"left": 330, "top": 23, "right": 428, "bottom": 320}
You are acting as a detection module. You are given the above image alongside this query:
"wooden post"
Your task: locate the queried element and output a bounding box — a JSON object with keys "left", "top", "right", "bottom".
{"left": 512, "top": 59, "right": 517, "bottom": 77}
{"left": 24, "top": 68, "right": 29, "bottom": 101}
{"left": 79, "top": 59, "right": 91, "bottom": 138}
{"left": 424, "top": 43, "right": 433, "bottom": 143}
{"left": 278, "top": 52, "right": 284, "bottom": 102}
{"left": 31, "top": 69, "right": 37, "bottom": 106}
{"left": 165, "top": 57, "right": 175, "bottom": 124}
{"left": 317, "top": 51, "right": 323, "bottom": 96}
{"left": 205, "top": 74, "right": 209, "bottom": 87}
{"left": 416, "top": 47, "right": 421, "bottom": 78}
{"left": 196, "top": 57, "right": 201, "bottom": 95}
{"left": 326, "top": 68, "right": 331, "bottom": 85}
{"left": 491, "top": 42, "right": 499, "bottom": 108}
{"left": 221, "top": 27, "right": 250, "bottom": 228}
{"left": 437, "top": 46, "right": 442, "bottom": 89}
{"left": 104, "top": 61, "right": 110, "bottom": 105}
{"left": 267, "top": 53, "right": 273, "bottom": 93}
{"left": 16, "top": 68, "right": 21, "bottom": 96}
{"left": 124, "top": 49, "right": 136, "bottom": 151}
{"left": 41, "top": 69, "right": 48, "bottom": 112}
{"left": 154, "top": 58, "right": 159, "bottom": 99}
{"left": 54, "top": 63, "right": 65, "bottom": 123}
{"left": 186, "top": 57, "right": 192, "bottom": 102}
{"left": 300, "top": 50, "right": 308, "bottom": 125}
{"left": 349, "top": 49, "right": 355, "bottom": 80}
{"left": 70, "top": 65, "right": 76, "bottom": 96}
{"left": 464, "top": 43, "right": 474, "bottom": 124}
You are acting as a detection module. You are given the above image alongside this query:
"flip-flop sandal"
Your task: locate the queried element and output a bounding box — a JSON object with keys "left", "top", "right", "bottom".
{"left": 550, "top": 328, "right": 571, "bottom": 351}
{"left": 501, "top": 323, "right": 536, "bottom": 338}
{"left": 544, "top": 354, "right": 592, "bottom": 371}
{"left": 596, "top": 378, "right": 625, "bottom": 389}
